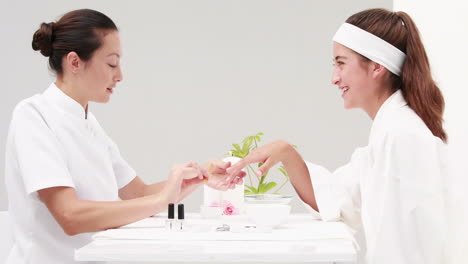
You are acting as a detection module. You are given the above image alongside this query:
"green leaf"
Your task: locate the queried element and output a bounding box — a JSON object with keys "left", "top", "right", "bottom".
{"left": 245, "top": 185, "right": 258, "bottom": 193}
{"left": 278, "top": 166, "right": 289, "bottom": 178}
{"left": 244, "top": 190, "right": 255, "bottom": 195}
{"left": 242, "top": 141, "right": 250, "bottom": 154}
{"left": 257, "top": 183, "right": 265, "bottom": 193}
{"left": 235, "top": 151, "right": 246, "bottom": 158}
{"left": 229, "top": 148, "right": 244, "bottom": 158}
{"left": 258, "top": 182, "right": 277, "bottom": 193}
{"left": 263, "top": 182, "right": 277, "bottom": 193}
{"left": 232, "top": 143, "right": 241, "bottom": 151}
{"left": 258, "top": 175, "right": 266, "bottom": 185}
{"left": 257, "top": 132, "right": 264, "bottom": 136}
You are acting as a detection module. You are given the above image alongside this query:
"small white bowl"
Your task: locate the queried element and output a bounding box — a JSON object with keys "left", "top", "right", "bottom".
{"left": 245, "top": 203, "right": 291, "bottom": 228}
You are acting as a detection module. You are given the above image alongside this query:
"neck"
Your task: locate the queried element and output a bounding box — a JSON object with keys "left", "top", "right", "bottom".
{"left": 55, "top": 76, "right": 89, "bottom": 110}
{"left": 365, "top": 86, "right": 394, "bottom": 120}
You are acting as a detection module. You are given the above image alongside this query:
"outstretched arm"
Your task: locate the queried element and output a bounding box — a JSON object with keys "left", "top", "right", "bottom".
{"left": 226, "top": 140, "right": 318, "bottom": 211}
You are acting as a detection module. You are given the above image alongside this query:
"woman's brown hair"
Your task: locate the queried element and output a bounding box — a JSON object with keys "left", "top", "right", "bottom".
{"left": 346, "top": 8, "right": 447, "bottom": 142}
{"left": 32, "top": 9, "right": 118, "bottom": 75}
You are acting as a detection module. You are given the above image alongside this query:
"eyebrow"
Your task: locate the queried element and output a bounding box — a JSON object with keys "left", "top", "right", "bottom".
{"left": 333, "top": 55, "right": 348, "bottom": 61}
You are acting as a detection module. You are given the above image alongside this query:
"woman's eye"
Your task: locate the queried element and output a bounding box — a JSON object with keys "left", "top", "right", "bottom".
{"left": 332, "top": 61, "right": 344, "bottom": 67}
{"left": 108, "top": 64, "right": 117, "bottom": 68}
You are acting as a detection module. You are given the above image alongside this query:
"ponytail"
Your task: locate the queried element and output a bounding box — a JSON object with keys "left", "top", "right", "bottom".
{"left": 397, "top": 11, "right": 447, "bottom": 142}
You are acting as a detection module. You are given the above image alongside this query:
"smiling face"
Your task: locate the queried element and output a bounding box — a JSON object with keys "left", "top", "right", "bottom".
{"left": 79, "top": 30, "right": 123, "bottom": 103}
{"left": 331, "top": 42, "right": 376, "bottom": 110}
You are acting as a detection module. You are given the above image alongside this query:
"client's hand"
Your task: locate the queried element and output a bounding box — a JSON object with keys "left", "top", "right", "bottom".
{"left": 202, "top": 160, "right": 246, "bottom": 191}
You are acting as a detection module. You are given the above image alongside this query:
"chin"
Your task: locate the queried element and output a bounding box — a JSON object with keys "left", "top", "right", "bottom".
{"left": 343, "top": 101, "right": 357, "bottom": 110}
{"left": 93, "top": 96, "right": 111, "bottom": 104}
{"left": 343, "top": 102, "right": 352, "bottom": 109}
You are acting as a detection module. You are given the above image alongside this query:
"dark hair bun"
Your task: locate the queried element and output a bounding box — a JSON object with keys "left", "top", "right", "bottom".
{"left": 32, "top": 22, "right": 55, "bottom": 57}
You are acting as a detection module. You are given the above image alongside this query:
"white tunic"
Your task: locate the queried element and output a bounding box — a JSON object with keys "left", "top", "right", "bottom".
{"left": 4, "top": 83, "right": 136, "bottom": 264}
{"left": 305, "top": 90, "right": 447, "bottom": 264}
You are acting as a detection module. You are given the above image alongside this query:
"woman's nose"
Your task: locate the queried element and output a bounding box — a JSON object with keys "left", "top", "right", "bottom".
{"left": 331, "top": 69, "right": 340, "bottom": 85}
{"left": 115, "top": 67, "right": 123, "bottom": 82}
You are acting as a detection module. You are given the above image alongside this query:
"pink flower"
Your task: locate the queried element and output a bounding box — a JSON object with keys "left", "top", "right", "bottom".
{"left": 208, "top": 200, "right": 239, "bottom": 215}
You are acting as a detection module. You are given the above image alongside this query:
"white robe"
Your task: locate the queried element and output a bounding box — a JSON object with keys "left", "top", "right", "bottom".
{"left": 305, "top": 90, "right": 447, "bottom": 264}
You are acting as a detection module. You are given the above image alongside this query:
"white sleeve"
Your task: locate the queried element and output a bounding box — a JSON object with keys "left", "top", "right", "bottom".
{"left": 11, "top": 102, "right": 74, "bottom": 195}
{"left": 303, "top": 148, "right": 367, "bottom": 228}
{"left": 107, "top": 137, "right": 137, "bottom": 189}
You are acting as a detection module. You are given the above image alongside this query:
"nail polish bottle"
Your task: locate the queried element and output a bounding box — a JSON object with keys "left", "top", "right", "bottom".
{"left": 165, "top": 203, "right": 175, "bottom": 230}
{"left": 175, "top": 204, "right": 185, "bottom": 231}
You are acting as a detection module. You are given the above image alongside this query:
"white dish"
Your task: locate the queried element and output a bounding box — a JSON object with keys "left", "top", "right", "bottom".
{"left": 244, "top": 194, "right": 293, "bottom": 205}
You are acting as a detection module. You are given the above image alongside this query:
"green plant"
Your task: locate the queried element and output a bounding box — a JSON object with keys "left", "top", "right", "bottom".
{"left": 227, "top": 132, "right": 293, "bottom": 195}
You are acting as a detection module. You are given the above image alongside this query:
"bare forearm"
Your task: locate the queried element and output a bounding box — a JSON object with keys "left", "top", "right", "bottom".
{"left": 281, "top": 143, "right": 319, "bottom": 211}
{"left": 143, "top": 181, "right": 167, "bottom": 196}
{"left": 143, "top": 179, "right": 202, "bottom": 202}
{"left": 63, "top": 194, "right": 167, "bottom": 235}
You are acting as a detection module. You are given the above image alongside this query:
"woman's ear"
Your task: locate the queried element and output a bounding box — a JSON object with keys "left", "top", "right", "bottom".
{"left": 63, "top": 52, "right": 82, "bottom": 74}
{"left": 371, "top": 62, "right": 388, "bottom": 79}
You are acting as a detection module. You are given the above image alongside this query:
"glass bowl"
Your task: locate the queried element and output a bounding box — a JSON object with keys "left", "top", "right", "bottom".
{"left": 244, "top": 194, "right": 293, "bottom": 205}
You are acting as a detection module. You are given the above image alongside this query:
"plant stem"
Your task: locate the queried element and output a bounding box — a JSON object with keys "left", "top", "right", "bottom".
{"left": 273, "top": 178, "right": 289, "bottom": 194}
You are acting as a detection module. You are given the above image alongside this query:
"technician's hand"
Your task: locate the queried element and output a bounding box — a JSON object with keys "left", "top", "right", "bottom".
{"left": 202, "top": 160, "right": 246, "bottom": 190}
{"left": 164, "top": 161, "right": 206, "bottom": 203}
{"left": 225, "top": 140, "right": 291, "bottom": 183}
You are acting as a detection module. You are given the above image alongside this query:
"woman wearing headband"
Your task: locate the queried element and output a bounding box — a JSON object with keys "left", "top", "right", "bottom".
{"left": 4, "top": 9, "right": 244, "bottom": 264}
{"left": 227, "top": 8, "right": 447, "bottom": 264}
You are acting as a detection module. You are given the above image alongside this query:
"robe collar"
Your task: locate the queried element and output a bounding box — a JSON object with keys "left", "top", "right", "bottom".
{"left": 369, "top": 89, "right": 408, "bottom": 143}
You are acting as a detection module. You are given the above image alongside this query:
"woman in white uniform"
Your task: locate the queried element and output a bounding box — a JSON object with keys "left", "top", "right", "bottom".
{"left": 226, "top": 8, "right": 447, "bottom": 264}
{"left": 4, "top": 9, "right": 244, "bottom": 264}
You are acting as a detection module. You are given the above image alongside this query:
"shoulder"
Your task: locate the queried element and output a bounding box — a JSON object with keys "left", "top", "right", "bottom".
{"left": 370, "top": 105, "right": 444, "bottom": 161}
{"left": 10, "top": 93, "right": 60, "bottom": 132}
{"left": 11, "top": 95, "right": 44, "bottom": 122}
{"left": 381, "top": 105, "right": 436, "bottom": 142}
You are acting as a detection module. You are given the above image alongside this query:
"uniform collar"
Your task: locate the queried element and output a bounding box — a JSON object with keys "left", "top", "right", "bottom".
{"left": 369, "top": 89, "right": 407, "bottom": 142}
{"left": 43, "top": 82, "right": 88, "bottom": 120}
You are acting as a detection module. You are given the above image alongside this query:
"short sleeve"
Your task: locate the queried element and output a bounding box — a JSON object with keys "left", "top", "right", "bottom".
{"left": 107, "top": 137, "right": 137, "bottom": 189}
{"left": 11, "top": 102, "right": 74, "bottom": 195}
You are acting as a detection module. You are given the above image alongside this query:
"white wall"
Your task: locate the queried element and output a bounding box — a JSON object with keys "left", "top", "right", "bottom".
{"left": 0, "top": 0, "right": 391, "bottom": 212}
{"left": 393, "top": 1, "right": 468, "bottom": 263}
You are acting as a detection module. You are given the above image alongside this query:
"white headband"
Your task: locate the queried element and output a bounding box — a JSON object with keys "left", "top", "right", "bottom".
{"left": 333, "top": 23, "right": 406, "bottom": 76}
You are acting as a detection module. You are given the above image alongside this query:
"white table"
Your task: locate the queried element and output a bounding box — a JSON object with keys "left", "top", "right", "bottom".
{"left": 75, "top": 214, "right": 357, "bottom": 263}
